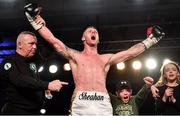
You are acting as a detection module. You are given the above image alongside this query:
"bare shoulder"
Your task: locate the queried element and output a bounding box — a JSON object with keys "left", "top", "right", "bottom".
{"left": 66, "top": 46, "right": 81, "bottom": 55}
{"left": 100, "top": 53, "right": 113, "bottom": 58}
{"left": 100, "top": 53, "right": 114, "bottom": 62}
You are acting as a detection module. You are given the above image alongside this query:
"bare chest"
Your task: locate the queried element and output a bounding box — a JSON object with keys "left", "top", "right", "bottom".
{"left": 77, "top": 56, "right": 105, "bottom": 69}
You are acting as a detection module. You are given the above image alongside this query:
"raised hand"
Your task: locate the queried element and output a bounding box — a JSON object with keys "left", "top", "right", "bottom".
{"left": 143, "top": 25, "right": 165, "bottom": 49}
{"left": 143, "top": 76, "right": 154, "bottom": 88}
{"left": 24, "top": 3, "right": 43, "bottom": 30}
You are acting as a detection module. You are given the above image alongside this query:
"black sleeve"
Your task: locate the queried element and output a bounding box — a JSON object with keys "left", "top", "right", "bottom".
{"left": 134, "top": 85, "right": 150, "bottom": 109}
{"left": 109, "top": 92, "right": 117, "bottom": 99}
{"left": 171, "top": 86, "right": 180, "bottom": 112}
{"left": 2, "top": 59, "right": 49, "bottom": 90}
{"left": 109, "top": 92, "right": 119, "bottom": 104}
{"left": 156, "top": 86, "right": 180, "bottom": 114}
{"left": 155, "top": 86, "right": 169, "bottom": 114}
{"left": 0, "top": 61, "right": 6, "bottom": 88}
{"left": 173, "top": 99, "right": 180, "bottom": 112}
{"left": 155, "top": 95, "right": 167, "bottom": 114}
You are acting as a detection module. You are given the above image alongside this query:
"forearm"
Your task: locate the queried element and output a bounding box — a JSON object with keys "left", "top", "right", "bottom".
{"left": 127, "top": 42, "right": 146, "bottom": 57}
{"left": 38, "top": 26, "right": 55, "bottom": 42}
{"left": 136, "top": 85, "right": 150, "bottom": 98}
{"left": 109, "top": 42, "right": 145, "bottom": 65}
{"left": 135, "top": 85, "right": 150, "bottom": 106}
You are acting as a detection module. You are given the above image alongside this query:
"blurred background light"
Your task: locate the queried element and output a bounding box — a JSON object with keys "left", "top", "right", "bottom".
{"left": 49, "top": 64, "right": 58, "bottom": 73}
{"left": 63, "top": 63, "right": 71, "bottom": 71}
{"left": 116, "top": 62, "right": 125, "bottom": 70}
{"left": 38, "top": 66, "right": 44, "bottom": 72}
{"left": 132, "top": 60, "right": 142, "bottom": 70}
{"left": 145, "top": 58, "right": 157, "bottom": 70}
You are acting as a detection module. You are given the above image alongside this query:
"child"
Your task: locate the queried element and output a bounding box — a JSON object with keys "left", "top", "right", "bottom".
{"left": 109, "top": 76, "right": 153, "bottom": 115}
{"left": 151, "top": 61, "right": 180, "bottom": 115}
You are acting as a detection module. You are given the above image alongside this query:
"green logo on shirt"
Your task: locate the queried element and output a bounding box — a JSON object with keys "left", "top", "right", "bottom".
{"left": 30, "top": 63, "right": 37, "bottom": 73}
{"left": 4, "top": 63, "right": 12, "bottom": 70}
{"left": 115, "top": 104, "right": 134, "bottom": 116}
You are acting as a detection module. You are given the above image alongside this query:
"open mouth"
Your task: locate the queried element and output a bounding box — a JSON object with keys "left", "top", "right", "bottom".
{"left": 169, "top": 74, "right": 174, "bottom": 77}
{"left": 123, "top": 96, "right": 128, "bottom": 100}
{"left": 91, "top": 36, "right": 96, "bottom": 40}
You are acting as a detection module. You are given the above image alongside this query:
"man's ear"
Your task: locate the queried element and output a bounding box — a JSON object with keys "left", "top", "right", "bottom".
{"left": 17, "top": 41, "right": 22, "bottom": 49}
{"left": 82, "top": 37, "right": 85, "bottom": 41}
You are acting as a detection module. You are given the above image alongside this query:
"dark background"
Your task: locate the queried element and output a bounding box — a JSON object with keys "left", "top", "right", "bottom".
{"left": 0, "top": 0, "right": 180, "bottom": 115}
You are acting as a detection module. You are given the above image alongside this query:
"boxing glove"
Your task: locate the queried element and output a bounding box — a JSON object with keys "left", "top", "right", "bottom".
{"left": 143, "top": 26, "right": 165, "bottom": 49}
{"left": 24, "top": 3, "right": 43, "bottom": 30}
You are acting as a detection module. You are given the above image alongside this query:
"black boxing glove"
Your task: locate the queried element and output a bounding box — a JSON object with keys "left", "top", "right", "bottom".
{"left": 143, "top": 26, "right": 165, "bottom": 49}
{"left": 24, "top": 3, "right": 43, "bottom": 30}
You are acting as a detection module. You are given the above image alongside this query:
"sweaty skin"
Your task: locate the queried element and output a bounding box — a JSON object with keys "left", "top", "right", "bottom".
{"left": 35, "top": 16, "right": 146, "bottom": 92}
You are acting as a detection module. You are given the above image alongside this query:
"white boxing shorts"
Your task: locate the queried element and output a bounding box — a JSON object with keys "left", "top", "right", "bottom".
{"left": 69, "top": 91, "right": 113, "bottom": 116}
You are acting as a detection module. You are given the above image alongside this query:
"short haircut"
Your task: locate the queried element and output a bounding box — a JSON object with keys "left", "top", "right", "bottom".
{"left": 16, "top": 31, "right": 36, "bottom": 44}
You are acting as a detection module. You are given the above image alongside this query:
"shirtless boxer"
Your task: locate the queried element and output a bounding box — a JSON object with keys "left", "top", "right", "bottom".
{"left": 24, "top": 3, "right": 165, "bottom": 116}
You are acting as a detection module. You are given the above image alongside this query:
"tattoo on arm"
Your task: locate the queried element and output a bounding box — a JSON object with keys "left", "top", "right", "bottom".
{"left": 57, "top": 45, "right": 80, "bottom": 59}
{"left": 66, "top": 46, "right": 80, "bottom": 54}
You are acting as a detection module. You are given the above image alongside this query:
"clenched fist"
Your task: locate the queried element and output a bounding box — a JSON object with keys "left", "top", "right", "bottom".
{"left": 143, "top": 76, "right": 154, "bottom": 88}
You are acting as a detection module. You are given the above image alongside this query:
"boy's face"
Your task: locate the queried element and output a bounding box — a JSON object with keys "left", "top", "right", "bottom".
{"left": 116, "top": 89, "right": 132, "bottom": 103}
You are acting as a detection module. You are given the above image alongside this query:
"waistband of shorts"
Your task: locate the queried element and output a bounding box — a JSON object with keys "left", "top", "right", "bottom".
{"left": 75, "top": 91, "right": 108, "bottom": 95}
{"left": 73, "top": 91, "right": 110, "bottom": 100}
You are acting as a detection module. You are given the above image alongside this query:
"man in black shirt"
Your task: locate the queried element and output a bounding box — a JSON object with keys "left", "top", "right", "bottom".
{"left": 0, "top": 31, "right": 68, "bottom": 114}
